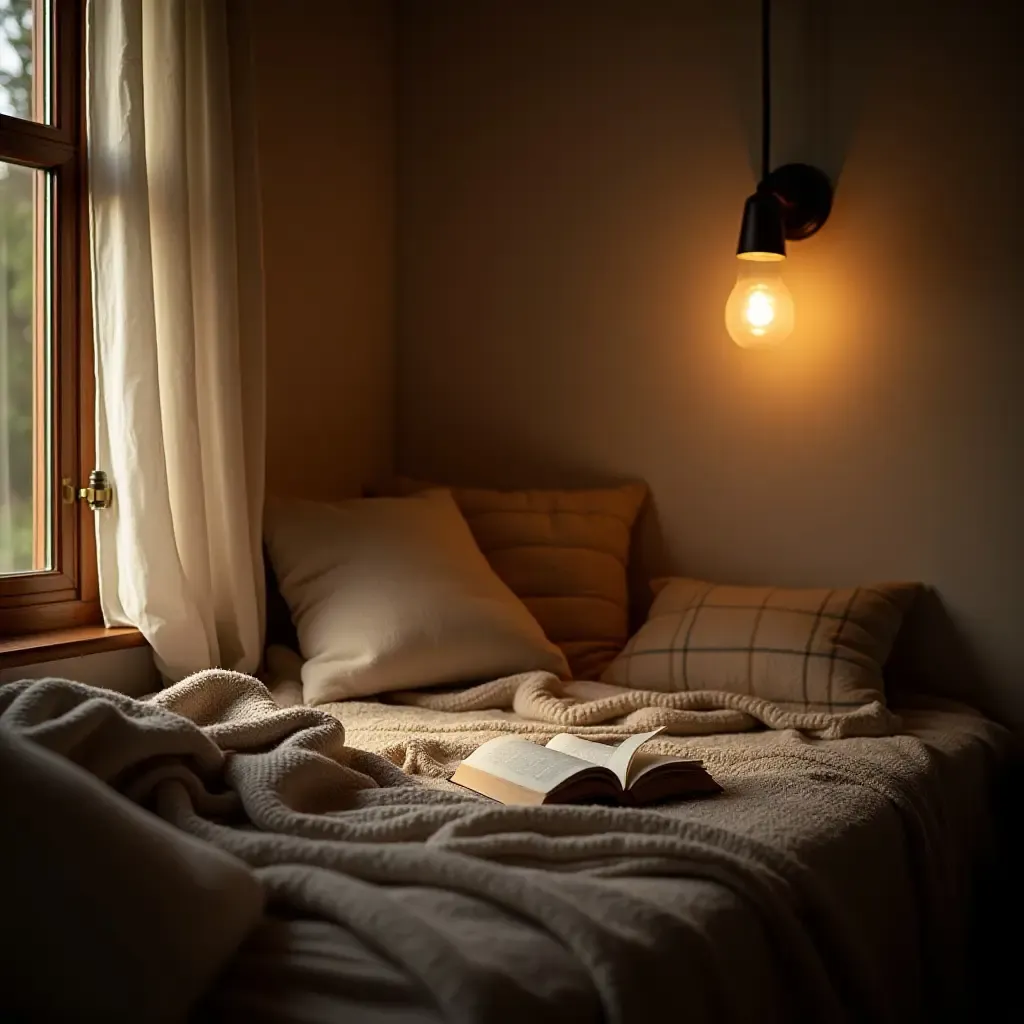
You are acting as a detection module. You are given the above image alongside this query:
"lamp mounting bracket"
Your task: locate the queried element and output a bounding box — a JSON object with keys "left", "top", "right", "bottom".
{"left": 759, "top": 163, "right": 833, "bottom": 241}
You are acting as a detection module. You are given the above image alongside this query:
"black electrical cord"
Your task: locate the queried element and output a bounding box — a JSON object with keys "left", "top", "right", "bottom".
{"left": 761, "top": 0, "right": 771, "bottom": 183}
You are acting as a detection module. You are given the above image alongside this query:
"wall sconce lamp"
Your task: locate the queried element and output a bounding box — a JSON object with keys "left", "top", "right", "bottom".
{"left": 725, "top": 0, "right": 834, "bottom": 348}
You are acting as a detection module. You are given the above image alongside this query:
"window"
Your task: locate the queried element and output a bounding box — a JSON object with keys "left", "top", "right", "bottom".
{"left": 0, "top": 0, "right": 94, "bottom": 635}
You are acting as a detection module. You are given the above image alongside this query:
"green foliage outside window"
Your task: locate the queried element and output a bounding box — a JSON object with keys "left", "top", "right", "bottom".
{"left": 0, "top": 0, "right": 38, "bottom": 572}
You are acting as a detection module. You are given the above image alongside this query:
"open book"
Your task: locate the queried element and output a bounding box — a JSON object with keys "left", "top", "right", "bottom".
{"left": 451, "top": 728, "right": 722, "bottom": 806}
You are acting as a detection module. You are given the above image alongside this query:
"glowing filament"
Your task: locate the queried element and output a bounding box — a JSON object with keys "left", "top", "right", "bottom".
{"left": 744, "top": 289, "right": 775, "bottom": 334}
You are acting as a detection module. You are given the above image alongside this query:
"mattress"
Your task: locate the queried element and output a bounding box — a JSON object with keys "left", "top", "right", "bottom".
{"left": 1, "top": 672, "right": 1011, "bottom": 1024}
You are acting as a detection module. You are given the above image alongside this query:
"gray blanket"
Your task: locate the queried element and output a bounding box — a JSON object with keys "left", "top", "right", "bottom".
{"left": 0, "top": 671, "right": 1010, "bottom": 1023}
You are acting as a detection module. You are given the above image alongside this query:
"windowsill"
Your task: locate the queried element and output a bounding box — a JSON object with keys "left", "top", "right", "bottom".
{"left": 0, "top": 625, "right": 148, "bottom": 670}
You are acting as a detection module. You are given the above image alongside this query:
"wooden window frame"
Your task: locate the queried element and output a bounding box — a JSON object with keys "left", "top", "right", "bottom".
{"left": 0, "top": 0, "right": 98, "bottom": 637}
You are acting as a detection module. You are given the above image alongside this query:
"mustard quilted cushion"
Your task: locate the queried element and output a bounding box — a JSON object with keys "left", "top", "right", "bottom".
{"left": 381, "top": 478, "right": 647, "bottom": 678}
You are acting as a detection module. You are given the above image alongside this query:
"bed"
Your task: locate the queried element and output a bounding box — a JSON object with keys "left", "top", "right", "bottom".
{"left": 1, "top": 665, "right": 1012, "bottom": 1023}
{"left": 3, "top": 490, "right": 1014, "bottom": 1021}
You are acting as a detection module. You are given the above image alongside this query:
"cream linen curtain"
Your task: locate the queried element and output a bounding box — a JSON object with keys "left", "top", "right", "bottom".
{"left": 87, "top": 0, "right": 265, "bottom": 678}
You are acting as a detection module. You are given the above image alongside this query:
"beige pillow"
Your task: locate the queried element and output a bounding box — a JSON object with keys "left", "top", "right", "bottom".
{"left": 264, "top": 491, "right": 569, "bottom": 704}
{"left": 602, "top": 578, "right": 921, "bottom": 712}
{"left": 378, "top": 477, "right": 648, "bottom": 679}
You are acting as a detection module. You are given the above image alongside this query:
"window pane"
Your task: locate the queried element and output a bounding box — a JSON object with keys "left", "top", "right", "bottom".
{"left": 0, "top": 0, "right": 48, "bottom": 124}
{"left": 0, "top": 159, "right": 49, "bottom": 575}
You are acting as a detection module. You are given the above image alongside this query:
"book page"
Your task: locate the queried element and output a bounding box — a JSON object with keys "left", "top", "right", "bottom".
{"left": 545, "top": 733, "right": 619, "bottom": 770}
{"left": 546, "top": 729, "right": 665, "bottom": 789}
{"left": 625, "top": 753, "right": 722, "bottom": 803}
{"left": 457, "top": 737, "right": 591, "bottom": 795}
{"left": 627, "top": 750, "right": 705, "bottom": 784}
{"left": 449, "top": 764, "right": 548, "bottom": 806}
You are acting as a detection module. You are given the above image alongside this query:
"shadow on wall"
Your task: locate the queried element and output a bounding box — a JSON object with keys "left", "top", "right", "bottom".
{"left": 886, "top": 587, "right": 991, "bottom": 714}
{"left": 723, "top": 0, "right": 896, "bottom": 190}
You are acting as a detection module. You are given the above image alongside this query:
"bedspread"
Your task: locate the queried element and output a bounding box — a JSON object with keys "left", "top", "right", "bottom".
{"left": 0, "top": 670, "right": 1011, "bottom": 1024}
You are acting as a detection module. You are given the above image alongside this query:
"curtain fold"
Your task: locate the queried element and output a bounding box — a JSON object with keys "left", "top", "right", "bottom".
{"left": 87, "top": 0, "right": 265, "bottom": 679}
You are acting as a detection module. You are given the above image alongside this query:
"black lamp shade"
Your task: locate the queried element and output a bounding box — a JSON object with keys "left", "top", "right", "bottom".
{"left": 736, "top": 189, "right": 786, "bottom": 259}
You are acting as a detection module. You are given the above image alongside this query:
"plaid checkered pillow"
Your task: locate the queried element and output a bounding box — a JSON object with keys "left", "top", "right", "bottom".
{"left": 603, "top": 579, "right": 921, "bottom": 711}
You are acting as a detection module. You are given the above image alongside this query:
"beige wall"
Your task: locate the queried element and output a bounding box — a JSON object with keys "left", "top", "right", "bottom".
{"left": 249, "top": 0, "right": 395, "bottom": 500}
{"left": 397, "top": 0, "right": 1024, "bottom": 727}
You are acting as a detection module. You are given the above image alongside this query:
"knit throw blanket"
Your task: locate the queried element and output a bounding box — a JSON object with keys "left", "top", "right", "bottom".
{"left": 298, "top": 670, "right": 902, "bottom": 781}
{"left": 1, "top": 671, "right": 1008, "bottom": 1023}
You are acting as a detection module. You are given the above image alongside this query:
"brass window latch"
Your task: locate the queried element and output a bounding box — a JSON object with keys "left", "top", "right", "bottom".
{"left": 62, "top": 470, "right": 113, "bottom": 511}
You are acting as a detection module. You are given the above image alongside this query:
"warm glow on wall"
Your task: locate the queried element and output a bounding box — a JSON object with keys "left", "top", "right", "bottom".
{"left": 726, "top": 0, "right": 832, "bottom": 348}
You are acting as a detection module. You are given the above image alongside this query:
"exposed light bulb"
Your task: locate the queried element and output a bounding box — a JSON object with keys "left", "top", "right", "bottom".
{"left": 725, "top": 257, "right": 794, "bottom": 347}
